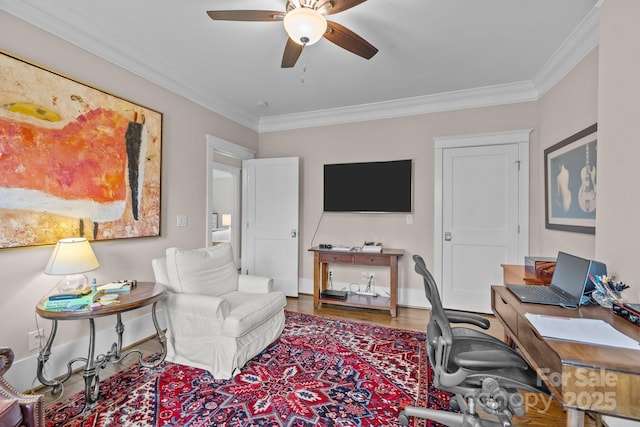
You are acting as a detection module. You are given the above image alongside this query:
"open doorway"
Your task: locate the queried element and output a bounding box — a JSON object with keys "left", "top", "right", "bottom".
{"left": 206, "top": 135, "right": 255, "bottom": 267}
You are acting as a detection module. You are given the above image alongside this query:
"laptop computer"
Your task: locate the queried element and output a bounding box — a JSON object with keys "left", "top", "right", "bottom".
{"left": 506, "top": 252, "right": 606, "bottom": 307}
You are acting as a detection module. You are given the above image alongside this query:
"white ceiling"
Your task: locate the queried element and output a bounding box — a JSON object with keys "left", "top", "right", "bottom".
{"left": 1, "top": 0, "right": 598, "bottom": 132}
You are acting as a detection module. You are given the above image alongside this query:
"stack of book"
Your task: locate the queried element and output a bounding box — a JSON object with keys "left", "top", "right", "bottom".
{"left": 44, "top": 290, "right": 100, "bottom": 311}
{"left": 97, "top": 281, "right": 134, "bottom": 294}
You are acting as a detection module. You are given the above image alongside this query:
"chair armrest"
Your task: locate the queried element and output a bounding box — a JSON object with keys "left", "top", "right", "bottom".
{"left": 445, "top": 310, "right": 490, "bottom": 329}
{"left": 238, "top": 275, "right": 273, "bottom": 293}
{"left": 454, "top": 350, "right": 529, "bottom": 370}
{"left": 165, "top": 292, "right": 230, "bottom": 319}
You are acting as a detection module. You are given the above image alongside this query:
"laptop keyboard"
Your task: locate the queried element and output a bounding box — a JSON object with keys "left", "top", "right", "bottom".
{"left": 528, "top": 286, "right": 572, "bottom": 303}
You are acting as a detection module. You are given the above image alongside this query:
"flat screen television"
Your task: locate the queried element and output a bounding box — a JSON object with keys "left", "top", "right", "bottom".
{"left": 324, "top": 159, "right": 412, "bottom": 213}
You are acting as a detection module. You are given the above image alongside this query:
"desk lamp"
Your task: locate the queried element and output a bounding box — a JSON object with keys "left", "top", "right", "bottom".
{"left": 45, "top": 237, "right": 99, "bottom": 292}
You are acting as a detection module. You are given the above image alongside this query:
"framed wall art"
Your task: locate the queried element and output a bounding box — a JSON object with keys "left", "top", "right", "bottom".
{"left": 0, "top": 50, "right": 162, "bottom": 249}
{"left": 544, "top": 124, "right": 597, "bottom": 234}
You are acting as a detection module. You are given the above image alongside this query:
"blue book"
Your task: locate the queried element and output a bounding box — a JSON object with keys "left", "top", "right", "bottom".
{"left": 48, "top": 293, "right": 83, "bottom": 301}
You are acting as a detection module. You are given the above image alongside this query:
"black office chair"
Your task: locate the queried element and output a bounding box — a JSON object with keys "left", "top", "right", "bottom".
{"left": 398, "top": 255, "right": 548, "bottom": 427}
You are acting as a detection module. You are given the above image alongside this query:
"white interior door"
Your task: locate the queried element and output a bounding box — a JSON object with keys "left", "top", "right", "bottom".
{"left": 242, "top": 157, "right": 299, "bottom": 296}
{"left": 436, "top": 131, "right": 529, "bottom": 313}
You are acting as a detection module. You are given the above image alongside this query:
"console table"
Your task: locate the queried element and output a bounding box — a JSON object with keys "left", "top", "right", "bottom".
{"left": 309, "top": 247, "right": 403, "bottom": 317}
{"left": 35, "top": 282, "right": 167, "bottom": 405}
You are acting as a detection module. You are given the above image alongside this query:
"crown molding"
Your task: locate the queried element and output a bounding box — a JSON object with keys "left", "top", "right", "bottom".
{"left": 2, "top": 2, "right": 599, "bottom": 134}
{"left": 260, "top": 5, "right": 599, "bottom": 132}
{"left": 258, "top": 81, "right": 539, "bottom": 132}
{"left": 0, "top": 2, "right": 259, "bottom": 131}
{"left": 532, "top": 5, "right": 599, "bottom": 98}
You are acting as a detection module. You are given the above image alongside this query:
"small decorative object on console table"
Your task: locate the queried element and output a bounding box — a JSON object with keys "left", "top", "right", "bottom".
{"left": 309, "top": 246, "right": 403, "bottom": 317}
{"left": 361, "top": 241, "right": 382, "bottom": 253}
{"left": 35, "top": 282, "right": 167, "bottom": 405}
{"left": 501, "top": 264, "right": 552, "bottom": 286}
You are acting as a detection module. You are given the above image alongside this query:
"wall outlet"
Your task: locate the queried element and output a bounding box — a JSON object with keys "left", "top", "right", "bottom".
{"left": 176, "top": 215, "right": 188, "bottom": 227}
{"left": 28, "top": 328, "right": 44, "bottom": 351}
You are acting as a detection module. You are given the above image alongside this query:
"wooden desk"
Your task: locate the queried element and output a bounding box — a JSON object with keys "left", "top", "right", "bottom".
{"left": 309, "top": 247, "right": 403, "bottom": 317}
{"left": 501, "top": 264, "right": 552, "bottom": 286}
{"left": 492, "top": 285, "right": 640, "bottom": 426}
{"left": 36, "top": 282, "right": 167, "bottom": 404}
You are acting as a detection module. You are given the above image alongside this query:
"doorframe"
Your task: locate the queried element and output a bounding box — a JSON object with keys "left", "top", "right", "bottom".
{"left": 433, "top": 129, "right": 531, "bottom": 293}
{"left": 205, "top": 135, "right": 255, "bottom": 265}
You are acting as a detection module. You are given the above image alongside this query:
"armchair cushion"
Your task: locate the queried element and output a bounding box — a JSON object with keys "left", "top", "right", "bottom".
{"left": 166, "top": 246, "right": 238, "bottom": 296}
{"left": 223, "top": 290, "right": 286, "bottom": 337}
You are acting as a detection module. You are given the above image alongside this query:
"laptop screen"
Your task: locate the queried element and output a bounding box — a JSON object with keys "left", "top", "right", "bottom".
{"left": 551, "top": 252, "right": 591, "bottom": 300}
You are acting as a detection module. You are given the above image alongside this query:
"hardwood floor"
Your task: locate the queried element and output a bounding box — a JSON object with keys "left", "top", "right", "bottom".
{"left": 37, "top": 294, "right": 600, "bottom": 426}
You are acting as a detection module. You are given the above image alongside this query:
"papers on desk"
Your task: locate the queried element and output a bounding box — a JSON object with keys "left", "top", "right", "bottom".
{"left": 525, "top": 313, "right": 640, "bottom": 350}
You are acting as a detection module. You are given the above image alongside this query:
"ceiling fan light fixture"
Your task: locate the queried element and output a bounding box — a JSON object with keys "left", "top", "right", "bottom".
{"left": 284, "top": 7, "right": 327, "bottom": 46}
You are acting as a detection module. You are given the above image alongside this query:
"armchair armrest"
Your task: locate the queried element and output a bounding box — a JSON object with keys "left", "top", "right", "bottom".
{"left": 238, "top": 275, "right": 273, "bottom": 293}
{"left": 444, "top": 310, "right": 490, "bottom": 329}
{"left": 454, "top": 350, "right": 529, "bottom": 371}
{"left": 166, "top": 292, "right": 230, "bottom": 319}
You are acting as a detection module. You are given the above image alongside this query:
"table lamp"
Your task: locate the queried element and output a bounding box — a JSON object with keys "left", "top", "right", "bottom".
{"left": 221, "top": 214, "right": 231, "bottom": 228}
{"left": 45, "top": 237, "right": 100, "bottom": 292}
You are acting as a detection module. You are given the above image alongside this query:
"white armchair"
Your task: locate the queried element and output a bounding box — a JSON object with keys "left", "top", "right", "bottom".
{"left": 152, "top": 243, "right": 286, "bottom": 379}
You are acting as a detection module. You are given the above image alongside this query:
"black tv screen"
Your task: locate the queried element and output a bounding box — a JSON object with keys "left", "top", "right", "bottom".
{"left": 324, "top": 159, "right": 412, "bottom": 212}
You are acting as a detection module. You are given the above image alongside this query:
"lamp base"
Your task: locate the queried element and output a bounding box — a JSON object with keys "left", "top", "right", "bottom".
{"left": 56, "top": 274, "right": 89, "bottom": 293}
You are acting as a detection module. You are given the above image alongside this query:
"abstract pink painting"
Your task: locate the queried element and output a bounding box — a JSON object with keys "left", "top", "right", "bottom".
{"left": 0, "top": 50, "right": 162, "bottom": 248}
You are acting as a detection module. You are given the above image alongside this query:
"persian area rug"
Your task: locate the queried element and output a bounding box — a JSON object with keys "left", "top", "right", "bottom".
{"left": 45, "top": 311, "right": 450, "bottom": 426}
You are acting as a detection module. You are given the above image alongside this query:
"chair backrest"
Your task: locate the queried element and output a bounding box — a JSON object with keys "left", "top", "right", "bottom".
{"left": 151, "top": 257, "right": 171, "bottom": 287}
{"left": 412, "top": 255, "right": 454, "bottom": 386}
{"left": 154, "top": 243, "right": 239, "bottom": 296}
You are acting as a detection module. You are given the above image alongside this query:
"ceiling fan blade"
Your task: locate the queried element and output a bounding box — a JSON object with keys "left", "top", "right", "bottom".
{"left": 281, "top": 38, "right": 304, "bottom": 68}
{"left": 207, "top": 10, "right": 285, "bottom": 22}
{"left": 324, "top": 21, "right": 378, "bottom": 60}
{"left": 317, "top": 0, "right": 367, "bottom": 15}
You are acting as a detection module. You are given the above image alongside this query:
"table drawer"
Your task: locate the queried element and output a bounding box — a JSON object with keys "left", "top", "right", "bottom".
{"left": 517, "top": 315, "right": 562, "bottom": 391}
{"left": 319, "top": 253, "right": 354, "bottom": 264}
{"left": 493, "top": 291, "right": 518, "bottom": 334}
{"left": 353, "top": 254, "right": 390, "bottom": 266}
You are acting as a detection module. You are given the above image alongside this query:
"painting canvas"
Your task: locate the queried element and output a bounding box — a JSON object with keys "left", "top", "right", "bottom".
{"left": 0, "top": 50, "right": 162, "bottom": 248}
{"left": 545, "top": 124, "right": 597, "bottom": 234}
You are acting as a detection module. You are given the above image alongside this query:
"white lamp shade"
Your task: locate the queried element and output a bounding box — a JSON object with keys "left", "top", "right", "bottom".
{"left": 284, "top": 7, "right": 327, "bottom": 46}
{"left": 45, "top": 238, "right": 100, "bottom": 275}
{"left": 221, "top": 214, "right": 232, "bottom": 227}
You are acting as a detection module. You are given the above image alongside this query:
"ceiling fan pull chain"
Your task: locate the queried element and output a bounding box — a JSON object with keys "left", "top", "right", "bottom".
{"left": 301, "top": 64, "right": 307, "bottom": 84}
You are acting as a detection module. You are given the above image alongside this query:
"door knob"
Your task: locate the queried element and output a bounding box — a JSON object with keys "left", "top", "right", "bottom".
{"left": 444, "top": 231, "right": 452, "bottom": 241}
{"left": 291, "top": 230, "right": 297, "bottom": 238}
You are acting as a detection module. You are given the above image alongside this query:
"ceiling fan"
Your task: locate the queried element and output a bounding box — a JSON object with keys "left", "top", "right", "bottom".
{"left": 207, "top": 0, "right": 378, "bottom": 68}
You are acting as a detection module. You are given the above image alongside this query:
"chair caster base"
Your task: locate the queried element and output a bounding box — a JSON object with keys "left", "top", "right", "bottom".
{"left": 398, "top": 411, "right": 410, "bottom": 426}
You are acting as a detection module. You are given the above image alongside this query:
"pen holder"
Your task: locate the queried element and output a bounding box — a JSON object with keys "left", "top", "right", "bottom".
{"left": 591, "top": 290, "right": 614, "bottom": 308}
{"left": 589, "top": 275, "right": 629, "bottom": 308}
